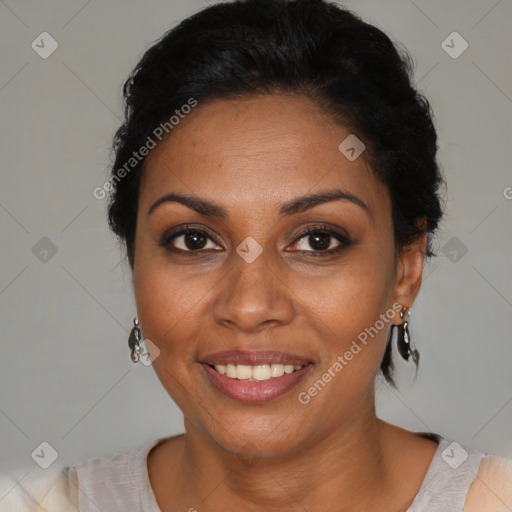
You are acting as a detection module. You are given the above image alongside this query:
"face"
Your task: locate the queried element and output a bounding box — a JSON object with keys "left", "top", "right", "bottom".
{"left": 133, "top": 94, "right": 413, "bottom": 458}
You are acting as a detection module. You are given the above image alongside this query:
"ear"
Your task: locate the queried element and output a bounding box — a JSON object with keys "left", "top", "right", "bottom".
{"left": 391, "top": 228, "right": 427, "bottom": 325}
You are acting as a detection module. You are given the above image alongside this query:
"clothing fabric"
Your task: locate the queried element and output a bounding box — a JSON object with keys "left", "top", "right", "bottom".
{"left": 407, "top": 434, "right": 487, "bottom": 511}
{"left": 0, "top": 433, "right": 490, "bottom": 511}
{"left": 68, "top": 433, "right": 486, "bottom": 511}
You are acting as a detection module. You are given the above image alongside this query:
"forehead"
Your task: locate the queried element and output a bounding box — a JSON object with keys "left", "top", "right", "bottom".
{"left": 140, "top": 94, "right": 388, "bottom": 216}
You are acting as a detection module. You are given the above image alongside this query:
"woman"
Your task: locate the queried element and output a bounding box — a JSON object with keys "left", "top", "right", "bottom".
{"left": 4, "top": 0, "right": 511, "bottom": 510}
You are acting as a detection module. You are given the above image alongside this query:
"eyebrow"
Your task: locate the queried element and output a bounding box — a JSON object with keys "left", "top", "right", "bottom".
{"left": 147, "top": 188, "right": 371, "bottom": 220}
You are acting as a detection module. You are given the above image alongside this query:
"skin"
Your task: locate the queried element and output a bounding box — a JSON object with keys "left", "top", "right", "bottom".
{"left": 132, "top": 94, "right": 438, "bottom": 511}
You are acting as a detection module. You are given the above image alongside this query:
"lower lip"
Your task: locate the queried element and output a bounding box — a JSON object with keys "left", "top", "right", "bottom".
{"left": 201, "top": 363, "right": 313, "bottom": 404}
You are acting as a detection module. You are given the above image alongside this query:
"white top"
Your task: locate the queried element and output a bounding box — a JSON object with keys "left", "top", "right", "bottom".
{"left": 2, "top": 433, "right": 512, "bottom": 511}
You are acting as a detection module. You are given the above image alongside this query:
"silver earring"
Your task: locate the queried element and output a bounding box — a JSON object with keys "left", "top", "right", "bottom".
{"left": 128, "top": 317, "right": 142, "bottom": 363}
{"left": 396, "top": 307, "right": 419, "bottom": 366}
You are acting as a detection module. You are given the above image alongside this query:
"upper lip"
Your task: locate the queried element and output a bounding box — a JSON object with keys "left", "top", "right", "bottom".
{"left": 200, "top": 350, "right": 313, "bottom": 366}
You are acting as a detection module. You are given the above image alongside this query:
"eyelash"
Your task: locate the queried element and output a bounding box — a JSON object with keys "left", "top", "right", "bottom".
{"left": 159, "top": 224, "right": 350, "bottom": 257}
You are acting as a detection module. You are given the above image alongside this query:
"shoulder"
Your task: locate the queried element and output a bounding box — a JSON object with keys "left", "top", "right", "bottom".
{"left": 0, "top": 467, "right": 78, "bottom": 512}
{"left": 463, "top": 455, "right": 512, "bottom": 511}
{"left": 69, "top": 437, "right": 168, "bottom": 510}
{"left": 0, "top": 438, "right": 165, "bottom": 512}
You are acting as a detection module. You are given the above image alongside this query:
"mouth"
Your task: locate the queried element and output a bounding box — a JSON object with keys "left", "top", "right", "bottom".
{"left": 206, "top": 362, "right": 308, "bottom": 381}
{"left": 199, "top": 350, "right": 314, "bottom": 403}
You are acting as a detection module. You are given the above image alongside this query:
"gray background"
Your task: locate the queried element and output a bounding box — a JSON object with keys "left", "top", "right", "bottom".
{"left": 0, "top": 0, "right": 511, "bottom": 483}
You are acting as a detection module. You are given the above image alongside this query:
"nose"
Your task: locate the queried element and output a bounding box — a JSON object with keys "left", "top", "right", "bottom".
{"left": 211, "top": 248, "right": 295, "bottom": 334}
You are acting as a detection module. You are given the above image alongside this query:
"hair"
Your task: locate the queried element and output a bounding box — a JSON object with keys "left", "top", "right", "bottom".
{"left": 106, "top": 0, "right": 444, "bottom": 384}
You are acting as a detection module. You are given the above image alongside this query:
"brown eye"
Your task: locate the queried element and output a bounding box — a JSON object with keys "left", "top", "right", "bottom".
{"left": 289, "top": 226, "right": 350, "bottom": 255}
{"left": 160, "top": 227, "right": 222, "bottom": 253}
{"left": 298, "top": 232, "right": 338, "bottom": 251}
{"left": 176, "top": 231, "right": 210, "bottom": 250}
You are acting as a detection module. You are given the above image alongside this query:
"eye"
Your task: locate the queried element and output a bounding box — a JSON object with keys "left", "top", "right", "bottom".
{"left": 159, "top": 225, "right": 222, "bottom": 253}
{"left": 289, "top": 226, "right": 349, "bottom": 255}
{"left": 159, "top": 224, "right": 350, "bottom": 256}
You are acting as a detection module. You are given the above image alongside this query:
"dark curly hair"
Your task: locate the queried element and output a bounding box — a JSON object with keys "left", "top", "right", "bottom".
{"left": 106, "top": 0, "right": 444, "bottom": 384}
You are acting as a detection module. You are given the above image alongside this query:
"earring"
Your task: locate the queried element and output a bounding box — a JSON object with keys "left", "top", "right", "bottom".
{"left": 396, "top": 307, "right": 419, "bottom": 366}
{"left": 128, "top": 317, "right": 142, "bottom": 363}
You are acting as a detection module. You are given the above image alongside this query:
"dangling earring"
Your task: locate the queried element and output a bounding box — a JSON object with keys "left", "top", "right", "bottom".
{"left": 128, "top": 317, "right": 142, "bottom": 363}
{"left": 396, "top": 307, "right": 419, "bottom": 365}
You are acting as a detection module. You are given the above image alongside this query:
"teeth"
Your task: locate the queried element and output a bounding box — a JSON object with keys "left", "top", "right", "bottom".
{"left": 253, "top": 364, "right": 271, "bottom": 381}
{"left": 226, "top": 364, "right": 237, "bottom": 378}
{"left": 270, "top": 364, "right": 284, "bottom": 377}
{"left": 236, "top": 365, "right": 253, "bottom": 380}
{"left": 213, "top": 363, "right": 306, "bottom": 381}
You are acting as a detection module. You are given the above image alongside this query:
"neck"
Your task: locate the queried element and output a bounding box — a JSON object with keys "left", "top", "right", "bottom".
{"left": 175, "top": 392, "right": 400, "bottom": 511}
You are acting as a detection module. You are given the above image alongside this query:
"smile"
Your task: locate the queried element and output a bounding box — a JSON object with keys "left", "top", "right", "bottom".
{"left": 201, "top": 361, "right": 313, "bottom": 404}
{"left": 212, "top": 363, "right": 306, "bottom": 381}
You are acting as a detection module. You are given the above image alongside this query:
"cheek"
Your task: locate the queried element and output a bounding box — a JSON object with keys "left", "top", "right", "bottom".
{"left": 132, "top": 243, "right": 205, "bottom": 361}
{"left": 293, "top": 251, "right": 396, "bottom": 386}
{"left": 132, "top": 261, "right": 204, "bottom": 409}
{"left": 294, "top": 285, "right": 394, "bottom": 431}
{"left": 293, "top": 248, "right": 396, "bottom": 327}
